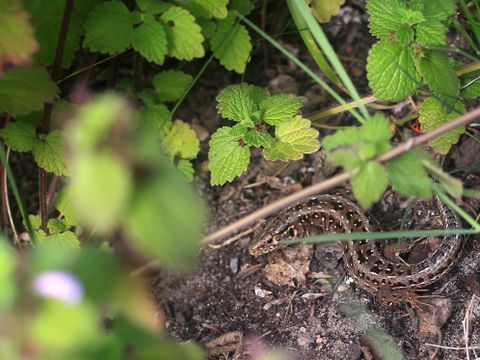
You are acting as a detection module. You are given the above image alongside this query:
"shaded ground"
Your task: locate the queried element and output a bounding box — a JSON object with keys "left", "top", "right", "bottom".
{"left": 151, "top": 3, "right": 480, "bottom": 359}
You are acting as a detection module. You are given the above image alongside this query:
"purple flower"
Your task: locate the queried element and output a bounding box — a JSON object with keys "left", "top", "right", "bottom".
{"left": 33, "top": 271, "right": 84, "bottom": 304}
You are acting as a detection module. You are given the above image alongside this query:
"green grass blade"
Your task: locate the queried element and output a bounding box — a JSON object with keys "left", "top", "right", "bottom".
{"left": 290, "top": 0, "right": 369, "bottom": 121}
{"left": 237, "top": 13, "right": 365, "bottom": 124}
{"left": 286, "top": 0, "right": 345, "bottom": 92}
{"left": 0, "top": 145, "right": 36, "bottom": 245}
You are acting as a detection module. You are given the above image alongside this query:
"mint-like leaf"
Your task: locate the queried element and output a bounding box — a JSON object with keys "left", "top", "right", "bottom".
{"left": 244, "top": 130, "right": 273, "bottom": 148}
{"left": 260, "top": 93, "right": 303, "bottom": 125}
{"left": 32, "top": 130, "right": 68, "bottom": 176}
{"left": 131, "top": 19, "right": 168, "bottom": 64}
{"left": 55, "top": 186, "right": 78, "bottom": 227}
{"left": 410, "top": 0, "right": 456, "bottom": 21}
{"left": 0, "top": 66, "right": 58, "bottom": 116}
{"left": 351, "top": 161, "right": 388, "bottom": 209}
{"left": 185, "top": 0, "right": 228, "bottom": 19}
{"left": 160, "top": 6, "right": 204, "bottom": 60}
{"left": 366, "top": 0, "right": 407, "bottom": 39}
{"left": 419, "top": 97, "right": 465, "bottom": 154}
{"left": 138, "top": 104, "right": 172, "bottom": 137}
{"left": 152, "top": 70, "right": 192, "bottom": 102}
{"left": 263, "top": 116, "right": 320, "bottom": 161}
{"left": 418, "top": 51, "right": 459, "bottom": 98}
{"left": 208, "top": 126, "right": 250, "bottom": 185}
{"left": 0, "top": 120, "right": 36, "bottom": 152}
{"left": 216, "top": 84, "right": 268, "bottom": 125}
{"left": 162, "top": 120, "right": 200, "bottom": 160}
{"left": 415, "top": 21, "right": 446, "bottom": 46}
{"left": 83, "top": 1, "right": 134, "bottom": 54}
{"left": 386, "top": 150, "right": 432, "bottom": 198}
{"left": 366, "top": 39, "right": 420, "bottom": 100}
{"left": 396, "top": 25, "right": 414, "bottom": 46}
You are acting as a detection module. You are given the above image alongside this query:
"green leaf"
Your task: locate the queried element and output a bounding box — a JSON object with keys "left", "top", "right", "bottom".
{"left": 177, "top": 159, "right": 194, "bottom": 181}
{"left": 422, "top": 157, "right": 463, "bottom": 197}
{"left": 231, "top": 0, "right": 255, "bottom": 16}
{"left": 69, "top": 152, "right": 132, "bottom": 234}
{"left": 83, "top": 1, "right": 134, "bottom": 54}
{"left": 0, "top": 120, "right": 36, "bottom": 151}
{"left": 351, "top": 161, "right": 388, "bottom": 209}
{"left": 418, "top": 51, "right": 459, "bottom": 97}
{"left": 386, "top": 150, "right": 432, "bottom": 198}
{"left": 418, "top": 97, "right": 465, "bottom": 155}
{"left": 0, "top": 66, "right": 58, "bottom": 116}
{"left": 0, "top": 242, "right": 16, "bottom": 311}
{"left": 55, "top": 186, "right": 78, "bottom": 227}
{"left": 394, "top": 7, "right": 425, "bottom": 25}
{"left": 160, "top": 6, "right": 204, "bottom": 60}
{"left": 322, "top": 127, "right": 360, "bottom": 151}
{"left": 185, "top": 0, "right": 228, "bottom": 19}
{"left": 47, "top": 218, "right": 67, "bottom": 234}
{"left": 0, "top": 2, "right": 38, "bottom": 71}
{"left": 216, "top": 84, "right": 267, "bottom": 125}
{"left": 138, "top": 104, "right": 172, "bottom": 137}
{"left": 136, "top": 0, "right": 170, "bottom": 14}
{"left": 396, "top": 25, "right": 414, "bottom": 46}
{"left": 366, "top": 39, "right": 420, "bottom": 100}
{"left": 460, "top": 71, "right": 480, "bottom": 99}
{"left": 410, "top": 0, "right": 456, "bottom": 21}
{"left": 415, "top": 21, "right": 447, "bottom": 46}
{"left": 162, "top": 120, "right": 200, "bottom": 160}
{"left": 32, "top": 301, "right": 99, "bottom": 352}
{"left": 28, "top": 214, "right": 42, "bottom": 230}
{"left": 208, "top": 126, "right": 250, "bottom": 185}
{"left": 37, "top": 230, "right": 81, "bottom": 248}
{"left": 32, "top": 130, "right": 68, "bottom": 176}
{"left": 366, "top": 0, "right": 407, "bottom": 39}
{"left": 125, "top": 169, "right": 206, "bottom": 269}
{"left": 152, "top": 70, "right": 192, "bottom": 102}
{"left": 211, "top": 21, "right": 252, "bottom": 73}
{"left": 131, "top": 19, "right": 167, "bottom": 64}
{"left": 260, "top": 93, "right": 303, "bottom": 125}
{"left": 309, "top": 0, "right": 345, "bottom": 23}
{"left": 244, "top": 130, "right": 273, "bottom": 148}
{"left": 263, "top": 115, "right": 320, "bottom": 161}
{"left": 359, "top": 114, "right": 392, "bottom": 143}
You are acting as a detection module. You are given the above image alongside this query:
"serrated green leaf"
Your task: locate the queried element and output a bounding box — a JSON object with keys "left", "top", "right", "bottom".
{"left": 322, "top": 127, "right": 360, "bottom": 151}
{"left": 232, "top": 0, "right": 254, "bottom": 15}
{"left": 351, "top": 161, "right": 388, "bottom": 209}
{"left": 136, "top": 0, "right": 170, "bottom": 14}
{"left": 0, "top": 3, "right": 38, "bottom": 71}
{"left": 0, "top": 120, "right": 36, "bottom": 151}
{"left": 263, "top": 115, "right": 320, "bottom": 161}
{"left": 415, "top": 21, "right": 446, "bottom": 46}
{"left": 386, "top": 150, "right": 432, "bottom": 198}
{"left": 359, "top": 114, "right": 392, "bottom": 143}
{"left": 211, "top": 21, "right": 252, "bottom": 73}
{"left": 419, "top": 97, "right": 465, "bottom": 154}
{"left": 36, "top": 230, "right": 81, "bottom": 248}
{"left": 160, "top": 6, "right": 204, "bottom": 60}
{"left": 185, "top": 0, "right": 228, "bottom": 19}
{"left": 216, "top": 84, "right": 267, "bottom": 125}
{"left": 177, "top": 159, "right": 194, "bottom": 181}
{"left": 396, "top": 25, "right": 414, "bottom": 46}
{"left": 32, "top": 130, "right": 68, "bottom": 176}
{"left": 366, "top": 0, "right": 407, "bottom": 39}
{"left": 70, "top": 152, "right": 132, "bottom": 234}
{"left": 47, "top": 218, "right": 67, "bottom": 235}
{"left": 460, "top": 71, "right": 480, "bottom": 99}
{"left": 244, "top": 130, "right": 273, "bottom": 148}
{"left": 0, "top": 66, "right": 58, "bottom": 116}
{"left": 28, "top": 214, "right": 42, "bottom": 230}
{"left": 131, "top": 19, "right": 167, "bottom": 64}
{"left": 208, "top": 126, "right": 250, "bottom": 185}
{"left": 418, "top": 51, "right": 459, "bottom": 97}
{"left": 55, "top": 187, "right": 78, "bottom": 227}
{"left": 152, "top": 70, "right": 192, "bottom": 102}
{"left": 366, "top": 39, "right": 420, "bottom": 100}
{"left": 83, "top": 1, "right": 134, "bottom": 54}
{"left": 162, "top": 120, "right": 199, "bottom": 160}
{"left": 410, "top": 0, "right": 456, "bottom": 21}
{"left": 260, "top": 93, "right": 303, "bottom": 125}
{"left": 394, "top": 7, "right": 425, "bottom": 25}
{"left": 309, "top": 0, "right": 345, "bottom": 23}
{"left": 138, "top": 104, "right": 172, "bottom": 137}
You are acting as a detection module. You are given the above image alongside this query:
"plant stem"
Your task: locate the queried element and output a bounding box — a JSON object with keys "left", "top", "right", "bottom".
{"left": 39, "top": 0, "right": 75, "bottom": 230}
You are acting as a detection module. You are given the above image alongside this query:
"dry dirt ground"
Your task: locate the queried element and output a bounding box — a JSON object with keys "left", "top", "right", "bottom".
{"left": 151, "top": 2, "right": 480, "bottom": 359}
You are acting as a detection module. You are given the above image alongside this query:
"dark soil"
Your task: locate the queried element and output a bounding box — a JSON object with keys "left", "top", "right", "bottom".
{"left": 150, "top": 2, "right": 480, "bottom": 360}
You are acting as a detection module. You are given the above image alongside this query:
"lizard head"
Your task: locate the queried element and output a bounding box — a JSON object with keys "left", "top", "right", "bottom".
{"left": 248, "top": 219, "right": 298, "bottom": 256}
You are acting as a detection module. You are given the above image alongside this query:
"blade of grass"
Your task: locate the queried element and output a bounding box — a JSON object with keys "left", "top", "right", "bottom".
{"left": 286, "top": 0, "right": 345, "bottom": 92}
{"left": 237, "top": 13, "right": 366, "bottom": 124}
{"left": 460, "top": 0, "right": 480, "bottom": 46}
{"left": 283, "top": 228, "right": 478, "bottom": 245}
{"left": 290, "top": 0, "right": 369, "bottom": 121}
{"left": 434, "top": 186, "right": 480, "bottom": 230}
{"left": 0, "top": 145, "right": 36, "bottom": 245}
